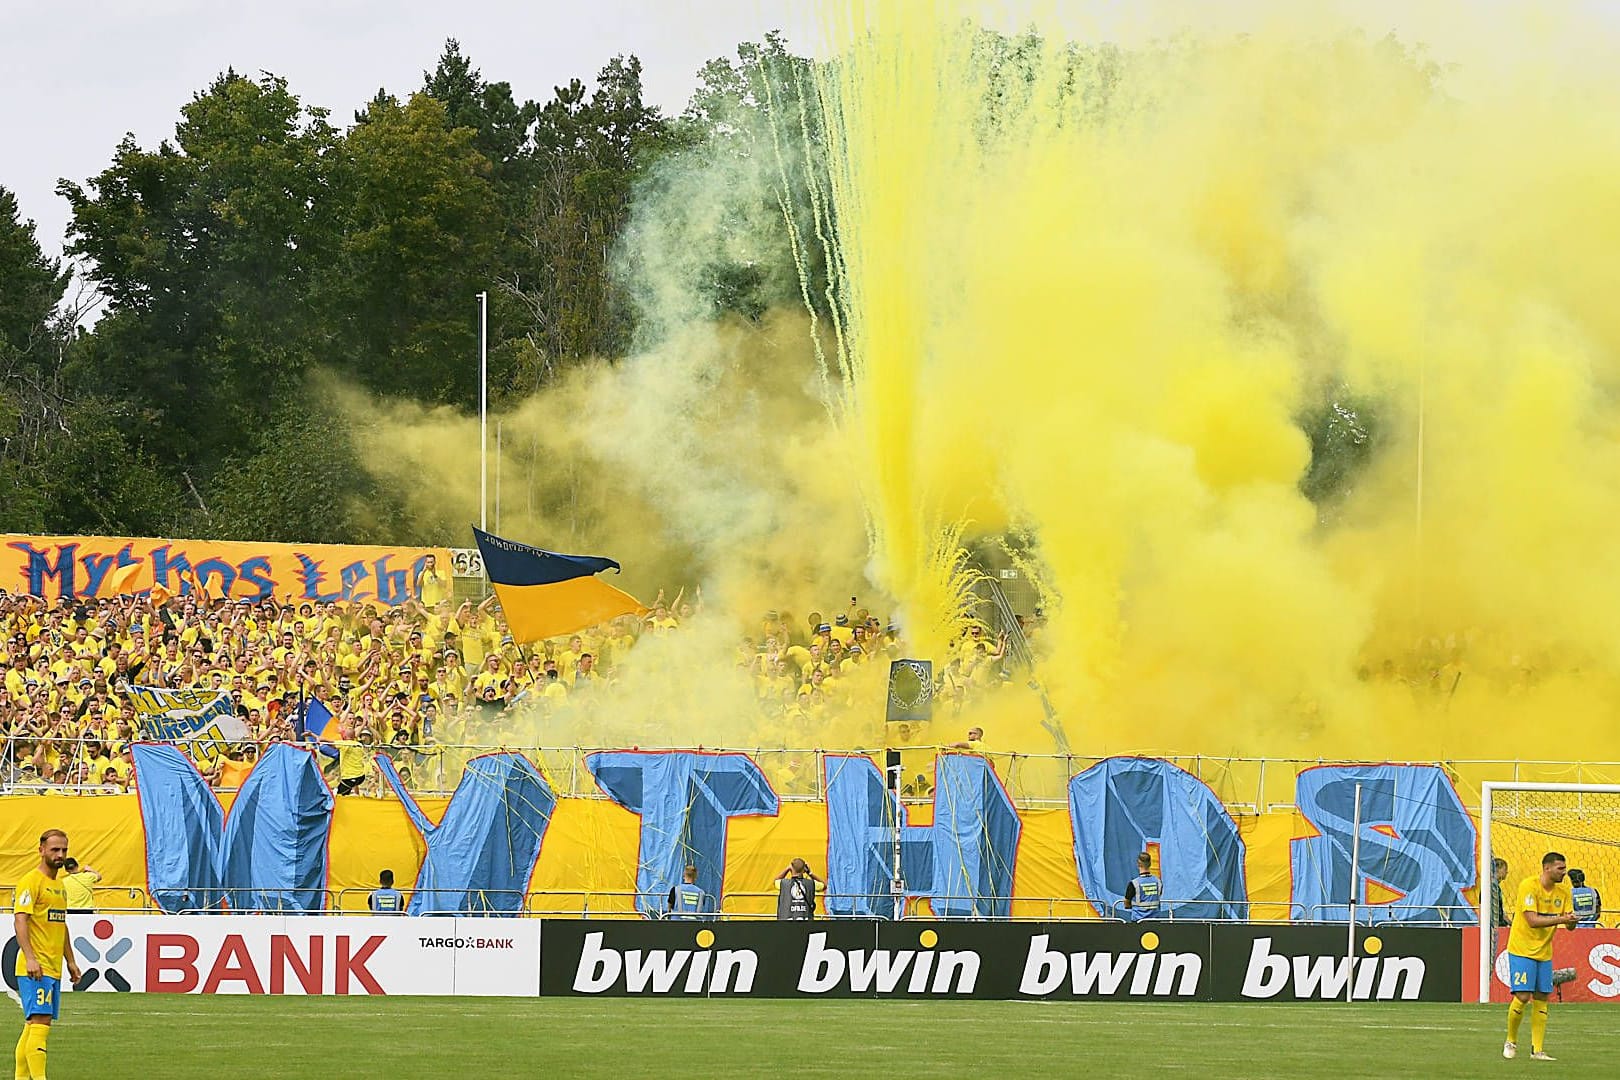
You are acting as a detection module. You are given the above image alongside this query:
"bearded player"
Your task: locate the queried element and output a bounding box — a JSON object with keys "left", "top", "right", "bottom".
{"left": 12, "top": 829, "right": 81, "bottom": 1080}
{"left": 1503, "top": 850, "right": 1579, "bottom": 1061}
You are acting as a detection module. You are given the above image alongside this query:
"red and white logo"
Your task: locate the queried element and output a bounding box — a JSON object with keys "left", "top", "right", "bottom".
{"left": 57, "top": 916, "right": 540, "bottom": 996}
{"left": 1466, "top": 928, "right": 1620, "bottom": 1003}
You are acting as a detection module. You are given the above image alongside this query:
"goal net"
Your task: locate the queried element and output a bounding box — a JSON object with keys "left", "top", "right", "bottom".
{"left": 1479, "top": 782, "right": 1620, "bottom": 1002}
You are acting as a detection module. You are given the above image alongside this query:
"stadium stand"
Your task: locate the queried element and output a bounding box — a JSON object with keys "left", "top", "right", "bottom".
{"left": 0, "top": 588, "right": 1021, "bottom": 794}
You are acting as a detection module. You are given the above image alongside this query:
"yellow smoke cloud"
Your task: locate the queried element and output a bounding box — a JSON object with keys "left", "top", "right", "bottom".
{"left": 334, "top": 310, "right": 870, "bottom": 617}
{"left": 804, "top": 2, "right": 1620, "bottom": 761}
{"left": 330, "top": 2, "right": 1620, "bottom": 770}
{"left": 333, "top": 308, "right": 909, "bottom": 753}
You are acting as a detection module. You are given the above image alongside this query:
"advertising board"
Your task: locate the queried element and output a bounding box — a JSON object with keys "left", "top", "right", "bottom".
{"left": 1, "top": 917, "right": 1462, "bottom": 1001}
{"left": 1464, "top": 928, "right": 1620, "bottom": 1003}
{"left": 539, "top": 921, "right": 1461, "bottom": 1002}
{"left": 3, "top": 916, "right": 540, "bottom": 997}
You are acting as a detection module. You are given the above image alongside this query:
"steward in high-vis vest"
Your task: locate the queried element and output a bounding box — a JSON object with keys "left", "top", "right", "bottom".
{"left": 667, "top": 865, "right": 711, "bottom": 920}
{"left": 1123, "top": 851, "right": 1162, "bottom": 920}
{"left": 1569, "top": 869, "right": 1601, "bottom": 928}
{"left": 775, "top": 859, "right": 822, "bottom": 920}
{"left": 368, "top": 869, "right": 404, "bottom": 914}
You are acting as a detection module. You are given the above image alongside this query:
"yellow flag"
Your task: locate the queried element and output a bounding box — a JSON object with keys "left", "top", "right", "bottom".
{"left": 104, "top": 561, "right": 153, "bottom": 595}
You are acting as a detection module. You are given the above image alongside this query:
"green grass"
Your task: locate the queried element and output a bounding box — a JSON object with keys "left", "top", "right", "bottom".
{"left": 26, "top": 998, "right": 1613, "bottom": 1078}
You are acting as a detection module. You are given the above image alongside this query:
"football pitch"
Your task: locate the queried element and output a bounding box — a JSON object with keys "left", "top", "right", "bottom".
{"left": 33, "top": 997, "right": 1614, "bottom": 1078}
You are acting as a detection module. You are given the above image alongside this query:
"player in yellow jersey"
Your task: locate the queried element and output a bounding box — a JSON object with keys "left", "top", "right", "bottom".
{"left": 12, "top": 829, "right": 82, "bottom": 1080}
{"left": 1503, "top": 850, "right": 1579, "bottom": 1062}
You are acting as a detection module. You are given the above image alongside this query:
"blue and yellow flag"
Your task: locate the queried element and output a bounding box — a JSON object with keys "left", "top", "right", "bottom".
{"left": 298, "top": 696, "right": 334, "bottom": 740}
{"left": 472, "top": 527, "right": 644, "bottom": 643}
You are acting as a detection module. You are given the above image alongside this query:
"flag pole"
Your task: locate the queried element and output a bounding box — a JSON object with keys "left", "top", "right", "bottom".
{"left": 478, "top": 291, "right": 489, "bottom": 533}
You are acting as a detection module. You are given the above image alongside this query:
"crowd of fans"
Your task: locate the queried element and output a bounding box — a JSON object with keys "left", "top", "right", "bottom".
{"left": 1358, "top": 630, "right": 1566, "bottom": 700}
{"left": 0, "top": 578, "right": 1023, "bottom": 796}
{"left": 738, "top": 604, "right": 1013, "bottom": 721}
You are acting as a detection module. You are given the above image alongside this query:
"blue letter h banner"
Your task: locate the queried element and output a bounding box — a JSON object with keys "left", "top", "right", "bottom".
{"left": 824, "top": 753, "right": 1021, "bottom": 918}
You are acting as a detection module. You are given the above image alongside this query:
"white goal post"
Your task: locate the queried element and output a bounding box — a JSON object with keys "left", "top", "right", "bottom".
{"left": 1478, "top": 781, "right": 1620, "bottom": 1004}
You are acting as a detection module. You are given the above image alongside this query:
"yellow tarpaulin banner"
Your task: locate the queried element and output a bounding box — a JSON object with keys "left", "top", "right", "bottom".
{"left": 0, "top": 791, "right": 1501, "bottom": 919}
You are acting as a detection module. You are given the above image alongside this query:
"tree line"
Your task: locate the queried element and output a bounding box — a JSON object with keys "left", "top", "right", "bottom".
{"left": 0, "top": 36, "right": 818, "bottom": 546}
{"left": 2, "top": 29, "right": 1391, "bottom": 550}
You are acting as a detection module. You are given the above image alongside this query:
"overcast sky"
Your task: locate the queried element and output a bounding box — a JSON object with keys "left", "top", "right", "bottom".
{"left": 5, "top": 1, "right": 1618, "bottom": 265}
{"left": 0, "top": 0, "right": 824, "bottom": 260}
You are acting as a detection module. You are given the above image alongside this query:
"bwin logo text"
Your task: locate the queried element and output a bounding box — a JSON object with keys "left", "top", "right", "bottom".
{"left": 1019, "top": 932, "right": 1202, "bottom": 997}
{"left": 1240, "top": 936, "right": 1425, "bottom": 1000}
{"left": 572, "top": 930, "right": 758, "bottom": 994}
{"left": 796, "top": 930, "right": 980, "bottom": 994}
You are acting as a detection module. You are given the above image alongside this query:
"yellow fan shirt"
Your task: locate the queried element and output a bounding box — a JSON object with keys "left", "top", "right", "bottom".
{"left": 62, "top": 869, "right": 101, "bottom": 910}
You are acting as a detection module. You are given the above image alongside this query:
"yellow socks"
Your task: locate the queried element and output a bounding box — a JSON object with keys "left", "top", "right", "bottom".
{"left": 14, "top": 1026, "right": 28, "bottom": 1080}
{"left": 1507, "top": 997, "right": 1526, "bottom": 1044}
{"left": 1531, "top": 1000, "right": 1549, "bottom": 1054}
{"left": 21, "top": 1024, "right": 46, "bottom": 1080}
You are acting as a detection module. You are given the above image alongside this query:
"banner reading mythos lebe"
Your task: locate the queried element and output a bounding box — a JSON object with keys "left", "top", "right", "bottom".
{"left": 2, "top": 534, "right": 453, "bottom": 604}
{"left": 1, "top": 916, "right": 540, "bottom": 997}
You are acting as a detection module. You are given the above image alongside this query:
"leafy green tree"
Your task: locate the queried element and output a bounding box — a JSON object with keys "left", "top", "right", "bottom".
{"left": 503, "top": 55, "right": 668, "bottom": 387}
{"left": 315, "top": 92, "right": 502, "bottom": 404}
{"left": 0, "top": 186, "right": 71, "bottom": 531}
{"left": 420, "top": 39, "right": 539, "bottom": 198}
{"left": 0, "top": 187, "right": 67, "bottom": 357}
{"left": 206, "top": 391, "right": 419, "bottom": 544}
{"left": 58, "top": 72, "right": 339, "bottom": 468}
{"left": 416, "top": 41, "right": 544, "bottom": 400}
{"left": 627, "top": 34, "right": 832, "bottom": 335}
{"left": 1299, "top": 394, "right": 1381, "bottom": 519}
{"left": 36, "top": 396, "right": 186, "bottom": 535}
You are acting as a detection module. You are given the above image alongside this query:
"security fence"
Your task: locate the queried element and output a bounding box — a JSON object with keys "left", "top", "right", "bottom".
{"left": 15, "top": 886, "right": 1533, "bottom": 929}
{"left": 9, "top": 735, "right": 1620, "bottom": 810}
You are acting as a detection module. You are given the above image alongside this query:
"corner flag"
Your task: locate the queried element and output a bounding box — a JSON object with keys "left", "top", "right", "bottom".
{"left": 472, "top": 527, "right": 643, "bottom": 644}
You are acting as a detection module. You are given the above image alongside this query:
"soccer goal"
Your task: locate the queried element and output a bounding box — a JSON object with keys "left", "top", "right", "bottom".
{"left": 1478, "top": 781, "right": 1620, "bottom": 1003}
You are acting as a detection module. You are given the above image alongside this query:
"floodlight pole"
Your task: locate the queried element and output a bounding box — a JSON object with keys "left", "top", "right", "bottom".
{"left": 478, "top": 291, "right": 489, "bottom": 533}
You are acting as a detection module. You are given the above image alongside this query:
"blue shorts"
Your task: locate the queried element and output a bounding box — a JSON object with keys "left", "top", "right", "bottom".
{"left": 17, "top": 975, "right": 60, "bottom": 1020}
{"left": 1507, "top": 954, "right": 1553, "bottom": 995}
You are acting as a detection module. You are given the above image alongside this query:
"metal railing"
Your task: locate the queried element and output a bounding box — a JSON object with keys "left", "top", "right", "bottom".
{"left": 13, "top": 735, "right": 1620, "bottom": 809}
{"left": 1103, "top": 899, "right": 1309, "bottom": 922}
{"left": 9, "top": 884, "right": 1558, "bottom": 927}
{"left": 2, "top": 883, "right": 146, "bottom": 915}
{"left": 334, "top": 890, "right": 1309, "bottom": 923}
{"left": 1299, "top": 903, "right": 1480, "bottom": 928}
{"left": 82, "top": 885, "right": 152, "bottom": 913}
{"left": 168, "top": 888, "right": 333, "bottom": 915}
